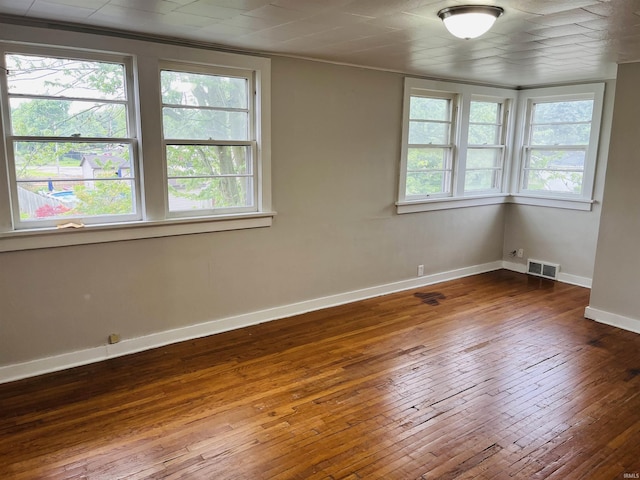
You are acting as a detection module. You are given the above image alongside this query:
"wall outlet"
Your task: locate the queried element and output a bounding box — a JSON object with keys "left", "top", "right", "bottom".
{"left": 517, "top": 248, "right": 524, "bottom": 258}
{"left": 108, "top": 333, "right": 121, "bottom": 345}
{"left": 417, "top": 264, "right": 424, "bottom": 277}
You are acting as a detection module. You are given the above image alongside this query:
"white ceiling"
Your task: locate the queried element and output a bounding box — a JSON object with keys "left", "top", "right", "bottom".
{"left": 0, "top": 0, "right": 638, "bottom": 87}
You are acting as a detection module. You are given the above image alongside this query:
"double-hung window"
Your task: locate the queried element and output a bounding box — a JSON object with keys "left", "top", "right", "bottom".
{"left": 402, "top": 91, "right": 456, "bottom": 199}
{"left": 1, "top": 48, "right": 139, "bottom": 228}
{"left": 160, "top": 64, "right": 257, "bottom": 216}
{"left": 464, "top": 97, "right": 507, "bottom": 194}
{"left": 398, "top": 78, "right": 514, "bottom": 212}
{"left": 518, "top": 84, "right": 604, "bottom": 201}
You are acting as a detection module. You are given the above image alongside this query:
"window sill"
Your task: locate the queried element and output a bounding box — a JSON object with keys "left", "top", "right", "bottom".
{"left": 0, "top": 212, "right": 276, "bottom": 252}
{"left": 509, "top": 194, "right": 594, "bottom": 211}
{"left": 396, "top": 195, "right": 509, "bottom": 214}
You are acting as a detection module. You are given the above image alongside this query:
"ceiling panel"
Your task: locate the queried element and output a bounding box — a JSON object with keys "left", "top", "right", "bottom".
{"left": 0, "top": 0, "right": 636, "bottom": 86}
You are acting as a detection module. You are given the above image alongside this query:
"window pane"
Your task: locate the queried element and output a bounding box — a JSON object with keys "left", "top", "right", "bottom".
{"left": 531, "top": 123, "right": 591, "bottom": 145}
{"left": 163, "top": 107, "right": 248, "bottom": 140}
{"left": 10, "top": 99, "right": 127, "bottom": 137}
{"left": 533, "top": 100, "right": 593, "bottom": 123}
{"left": 465, "top": 170, "right": 497, "bottom": 191}
{"left": 407, "top": 147, "right": 447, "bottom": 170}
{"left": 469, "top": 101, "right": 499, "bottom": 123}
{"left": 410, "top": 97, "right": 449, "bottom": 121}
{"left": 6, "top": 54, "right": 125, "bottom": 100}
{"left": 468, "top": 124, "right": 500, "bottom": 145}
{"left": 406, "top": 172, "right": 449, "bottom": 196}
{"left": 523, "top": 169, "right": 584, "bottom": 194}
{"left": 14, "top": 142, "right": 132, "bottom": 181}
{"left": 166, "top": 145, "right": 251, "bottom": 177}
{"left": 161, "top": 70, "right": 247, "bottom": 109}
{"left": 17, "top": 178, "right": 135, "bottom": 221}
{"left": 168, "top": 177, "right": 252, "bottom": 211}
{"left": 466, "top": 148, "right": 502, "bottom": 169}
{"left": 527, "top": 149, "right": 585, "bottom": 170}
{"left": 408, "top": 121, "right": 449, "bottom": 144}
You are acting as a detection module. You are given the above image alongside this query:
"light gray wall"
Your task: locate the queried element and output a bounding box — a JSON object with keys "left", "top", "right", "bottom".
{"left": 0, "top": 55, "right": 506, "bottom": 367}
{"left": 502, "top": 80, "right": 616, "bottom": 281}
{"left": 589, "top": 63, "right": 640, "bottom": 320}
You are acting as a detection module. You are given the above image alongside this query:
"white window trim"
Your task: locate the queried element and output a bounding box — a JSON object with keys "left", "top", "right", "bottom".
{"left": 398, "top": 78, "right": 605, "bottom": 214}
{"left": 512, "top": 83, "right": 605, "bottom": 205}
{"left": 0, "top": 23, "right": 274, "bottom": 252}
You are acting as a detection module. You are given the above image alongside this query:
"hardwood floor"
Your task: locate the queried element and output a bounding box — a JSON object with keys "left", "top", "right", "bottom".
{"left": 2, "top": 270, "right": 640, "bottom": 479}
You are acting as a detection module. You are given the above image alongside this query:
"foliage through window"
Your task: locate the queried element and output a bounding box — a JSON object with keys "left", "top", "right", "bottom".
{"left": 465, "top": 99, "right": 506, "bottom": 193}
{"left": 405, "top": 93, "right": 455, "bottom": 197}
{"left": 160, "top": 66, "right": 256, "bottom": 215}
{"left": 3, "top": 52, "right": 138, "bottom": 227}
{"left": 521, "top": 96, "right": 595, "bottom": 196}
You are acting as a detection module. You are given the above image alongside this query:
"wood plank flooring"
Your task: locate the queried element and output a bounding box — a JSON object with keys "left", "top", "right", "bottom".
{"left": 1, "top": 270, "right": 640, "bottom": 479}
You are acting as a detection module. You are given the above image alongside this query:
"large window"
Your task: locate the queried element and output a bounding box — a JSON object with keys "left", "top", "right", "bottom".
{"left": 518, "top": 84, "right": 604, "bottom": 200}
{"left": 2, "top": 49, "right": 139, "bottom": 228}
{"left": 398, "top": 78, "right": 514, "bottom": 212}
{"left": 0, "top": 38, "right": 272, "bottom": 251}
{"left": 161, "top": 65, "right": 256, "bottom": 216}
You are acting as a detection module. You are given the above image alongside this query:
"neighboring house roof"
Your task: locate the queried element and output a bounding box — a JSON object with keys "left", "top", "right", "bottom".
{"left": 80, "top": 155, "right": 130, "bottom": 169}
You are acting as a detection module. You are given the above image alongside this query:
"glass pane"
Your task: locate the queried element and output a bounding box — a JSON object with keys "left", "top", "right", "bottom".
{"left": 523, "top": 169, "right": 584, "bottom": 194}
{"left": 531, "top": 123, "right": 591, "bottom": 145}
{"left": 408, "top": 121, "right": 449, "bottom": 144}
{"left": 468, "top": 124, "right": 500, "bottom": 145}
{"left": 10, "top": 99, "right": 127, "bottom": 137}
{"left": 469, "top": 101, "right": 500, "bottom": 123}
{"left": 166, "top": 145, "right": 251, "bottom": 177}
{"left": 410, "top": 97, "right": 449, "bottom": 121}
{"left": 406, "top": 172, "right": 449, "bottom": 196}
{"left": 466, "top": 148, "right": 502, "bottom": 169}
{"left": 528, "top": 149, "right": 585, "bottom": 170}
{"left": 465, "top": 170, "right": 497, "bottom": 191}
{"left": 163, "top": 107, "right": 248, "bottom": 140}
{"left": 6, "top": 54, "right": 125, "bottom": 100}
{"left": 168, "top": 177, "right": 253, "bottom": 211}
{"left": 17, "top": 178, "right": 135, "bottom": 221}
{"left": 14, "top": 142, "right": 132, "bottom": 181}
{"left": 533, "top": 100, "right": 594, "bottom": 123}
{"left": 161, "top": 70, "right": 247, "bottom": 109}
{"left": 407, "top": 147, "right": 447, "bottom": 171}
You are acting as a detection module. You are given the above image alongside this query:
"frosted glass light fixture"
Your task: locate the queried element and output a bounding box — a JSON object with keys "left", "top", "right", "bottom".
{"left": 438, "top": 5, "right": 504, "bottom": 40}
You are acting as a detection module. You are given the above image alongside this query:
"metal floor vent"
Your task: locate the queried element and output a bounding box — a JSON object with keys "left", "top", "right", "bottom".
{"left": 527, "top": 259, "right": 559, "bottom": 280}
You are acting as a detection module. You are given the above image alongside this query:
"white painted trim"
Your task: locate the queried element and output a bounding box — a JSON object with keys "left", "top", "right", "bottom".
{"left": 558, "top": 272, "right": 592, "bottom": 288}
{"left": 502, "top": 260, "right": 592, "bottom": 288}
{"left": 0, "top": 260, "right": 502, "bottom": 384}
{"left": 502, "top": 260, "right": 527, "bottom": 273}
{"left": 584, "top": 307, "right": 640, "bottom": 335}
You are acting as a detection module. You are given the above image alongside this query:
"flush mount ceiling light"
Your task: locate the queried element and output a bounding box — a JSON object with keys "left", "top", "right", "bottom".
{"left": 437, "top": 5, "right": 504, "bottom": 40}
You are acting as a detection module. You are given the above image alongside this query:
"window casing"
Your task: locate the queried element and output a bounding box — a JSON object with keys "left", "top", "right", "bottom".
{"left": 160, "top": 63, "right": 257, "bottom": 217}
{"left": 0, "top": 47, "right": 140, "bottom": 229}
{"left": 0, "top": 31, "right": 272, "bottom": 252}
{"left": 398, "top": 78, "right": 514, "bottom": 212}
{"left": 517, "top": 85, "right": 604, "bottom": 201}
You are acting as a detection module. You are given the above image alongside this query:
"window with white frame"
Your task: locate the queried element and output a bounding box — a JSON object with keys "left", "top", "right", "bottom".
{"left": 518, "top": 84, "right": 604, "bottom": 200}
{"left": 403, "top": 91, "right": 456, "bottom": 198}
{"left": 160, "top": 64, "right": 257, "bottom": 216}
{"left": 0, "top": 36, "right": 272, "bottom": 251}
{"left": 1, "top": 48, "right": 139, "bottom": 228}
{"left": 464, "top": 97, "right": 507, "bottom": 193}
{"left": 398, "top": 78, "right": 514, "bottom": 212}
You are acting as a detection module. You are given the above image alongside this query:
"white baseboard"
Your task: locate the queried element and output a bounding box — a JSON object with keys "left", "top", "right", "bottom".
{"left": 0, "top": 260, "right": 503, "bottom": 384}
{"left": 502, "top": 261, "right": 592, "bottom": 288}
{"left": 584, "top": 306, "right": 640, "bottom": 335}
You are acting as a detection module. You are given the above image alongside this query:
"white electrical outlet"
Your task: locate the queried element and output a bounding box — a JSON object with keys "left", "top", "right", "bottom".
{"left": 417, "top": 264, "right": 424, "bottom": 277}
{"left": 517, "top": 248, "right": 524, "bottom": 258}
